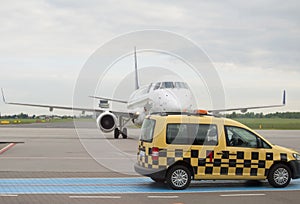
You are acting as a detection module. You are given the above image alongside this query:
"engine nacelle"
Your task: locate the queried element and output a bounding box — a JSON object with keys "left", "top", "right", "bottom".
{"left": 96, "top": 111, "right": 117, "bottom": 133}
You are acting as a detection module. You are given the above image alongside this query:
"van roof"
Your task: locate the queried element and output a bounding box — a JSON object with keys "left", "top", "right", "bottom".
{"left": 150, "top": 111, "right": 210, "bottom": 117}
{"left": 148, "top": 112, "right": 250, "bottom": 130}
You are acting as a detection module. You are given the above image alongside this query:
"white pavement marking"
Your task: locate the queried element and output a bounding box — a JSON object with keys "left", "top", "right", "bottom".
{"left": 0, "top": 157, "right": 90, "bottom": 159}
{"left": 148, "top": 195, "right": 179, "bottom": 199}
{"left": 69, "top": 195, "right": 121, "bottom": 199}
{"left": 0, "top": 194, "right": 18, "bottom": 197}
{"left": 220, "top": 194, "right": 266, "bottom": 197}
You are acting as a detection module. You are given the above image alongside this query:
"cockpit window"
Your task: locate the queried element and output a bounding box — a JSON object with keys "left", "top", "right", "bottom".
{"left": 147, "top": 83, "right": 153, "bottom": 93}
{"left": 153, "top": 82, "right": 189, "bottom": 90}
{"left": 160, "top": 82, "right": 174, "bottom": 89}
{"left": 154, "top": 82, "right": 161, "bottom": 90}
{"left": 174, "top": 82, "right": 188, "bottom": 89}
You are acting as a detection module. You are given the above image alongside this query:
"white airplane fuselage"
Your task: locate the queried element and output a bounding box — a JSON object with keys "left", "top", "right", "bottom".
{"left": 126, "top": 81, "right": 197, "bottom": 126}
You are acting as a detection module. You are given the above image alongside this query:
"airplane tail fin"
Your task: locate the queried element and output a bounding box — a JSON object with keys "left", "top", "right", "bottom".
{"left": 1, "top": 88, "right": 7, "bottom": 104}
{"left": 134, "top": 47, "right": 139, "bottom": 90}
{"left": 283, "top": 90, "right": 286, "bottom": 105}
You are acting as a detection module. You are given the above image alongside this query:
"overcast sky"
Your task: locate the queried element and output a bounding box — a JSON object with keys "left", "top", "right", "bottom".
{"left": 0, "top": 0, "right": 299, "bottom": 115}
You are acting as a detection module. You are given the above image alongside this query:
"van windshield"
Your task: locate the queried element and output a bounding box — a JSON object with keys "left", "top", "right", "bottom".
{"left": 140, "top": 119, "right": 156, "bottom": 142}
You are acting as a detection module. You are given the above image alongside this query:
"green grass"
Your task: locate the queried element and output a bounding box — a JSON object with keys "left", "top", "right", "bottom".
{"left": 1, "top": 117, "right": 300, "bottom": 130}
{"left": 233, "top": 118, "right": 300, "bottom": 130}
{"left": 0, "top": 118, "right": 76, "bottom": 125}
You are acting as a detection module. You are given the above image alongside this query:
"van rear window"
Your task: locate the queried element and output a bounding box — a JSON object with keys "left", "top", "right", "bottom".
{"left": 140, "top": 119, "right": 156, "bottom": 142}
{"left": 166, "top": 124, "right": 218, "bottom": 145}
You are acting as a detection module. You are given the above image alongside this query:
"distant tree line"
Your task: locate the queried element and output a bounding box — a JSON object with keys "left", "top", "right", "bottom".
{"left": 224, "top": 112, "right": 300, "bottom": 119}
{"left": 0, "top": 113, "right": 75, "bottom": 119}
{"left": 0, "top": 113, "right": 31, "bottom": 119}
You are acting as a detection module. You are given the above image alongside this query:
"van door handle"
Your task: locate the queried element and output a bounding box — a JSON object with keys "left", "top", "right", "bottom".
{"left": 229, "top": 152, "right": 237, "bottom": 156}
{"left": 216, "top": 152, "right": 224, "bottom": 155}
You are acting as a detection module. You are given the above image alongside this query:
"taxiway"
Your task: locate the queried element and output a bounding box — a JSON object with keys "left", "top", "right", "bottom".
{"left": 0, "top": 122, "right": 299, "bottom": 204}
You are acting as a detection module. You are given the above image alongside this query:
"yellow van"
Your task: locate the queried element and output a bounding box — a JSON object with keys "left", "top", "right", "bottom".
{"left": 134, "top": 112, "right": 300, "bottom": 190}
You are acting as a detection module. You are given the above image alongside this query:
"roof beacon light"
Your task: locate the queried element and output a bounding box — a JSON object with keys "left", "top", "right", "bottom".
{"left": 196, "top": 109, "right": 208, "bottom": 115}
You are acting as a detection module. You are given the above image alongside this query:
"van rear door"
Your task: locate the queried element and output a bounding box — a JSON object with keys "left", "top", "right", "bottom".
{"left": 137, "top": 119, "right": 156, "bottom": 167}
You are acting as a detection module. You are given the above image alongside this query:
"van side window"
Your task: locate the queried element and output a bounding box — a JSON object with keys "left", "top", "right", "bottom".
{"left": 166, "top": 124, "right": 218, "bottom": 146}
{"left": 225, "top": 126, "right": 271, "bottom": 148}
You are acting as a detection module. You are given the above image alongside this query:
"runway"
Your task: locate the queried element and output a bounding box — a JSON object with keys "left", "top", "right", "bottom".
{"left": 0, "top": 123, "right": 300, "bottom": 203}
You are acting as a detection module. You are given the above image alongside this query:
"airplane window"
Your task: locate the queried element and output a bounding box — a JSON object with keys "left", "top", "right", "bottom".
{"left": 154, "top": 83, "right": 161, "bottom": 90}
{"left": 147, "top": 83, "right": 153, "bottom": 93}
{"left": 182, "top": 82, "right": 189, "bottom": 89}
{"left": 161, "top": 82, "right": 174, "bottom": 89}
{"left": 175, "top": 82, "right": 188, "bottom": 89}
{"left": 174, "top": 82, "right": 180, "bottom": 88}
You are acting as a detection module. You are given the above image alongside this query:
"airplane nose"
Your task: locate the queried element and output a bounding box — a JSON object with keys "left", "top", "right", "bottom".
{"left": 159, "top": 89, "right": 196, "bottom": 112}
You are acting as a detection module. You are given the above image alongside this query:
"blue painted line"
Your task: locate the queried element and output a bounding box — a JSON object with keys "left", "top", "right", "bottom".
{"left": 0, "top": 177, "right": 149, "bottom": 185}
{"left": 0, "top": 177, "right": 299, "bottom": 194}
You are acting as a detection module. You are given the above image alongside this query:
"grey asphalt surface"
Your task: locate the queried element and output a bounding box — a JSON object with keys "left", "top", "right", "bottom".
{"left": 0, "top": 121, "right": 300, "bottom": 204}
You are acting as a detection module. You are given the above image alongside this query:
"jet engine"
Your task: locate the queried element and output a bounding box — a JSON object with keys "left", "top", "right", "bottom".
{"left": 96, "top": 111, "right": 117, "bottom": 133}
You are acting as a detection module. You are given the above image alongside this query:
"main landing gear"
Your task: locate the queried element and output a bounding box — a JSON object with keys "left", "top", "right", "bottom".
{"left": 114, "top": 128, "right": 127, "bottom": 139}
{"left": 113, "top": 115, "right": 130, "bottom": 139}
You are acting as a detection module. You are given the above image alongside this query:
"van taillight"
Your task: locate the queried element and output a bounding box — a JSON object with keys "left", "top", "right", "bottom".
{"left": 152, "top": 147, "right": 159, "bottom": 160}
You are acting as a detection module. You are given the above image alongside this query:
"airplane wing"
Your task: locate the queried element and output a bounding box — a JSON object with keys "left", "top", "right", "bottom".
{"left": 208, "top": 90, "right": 286, "bottom": 114}
{"left": 1, "top": 88, "right": 129, "bottom": 116}
{"left": 89, "top": 96, "right": 128, "bottom": 104}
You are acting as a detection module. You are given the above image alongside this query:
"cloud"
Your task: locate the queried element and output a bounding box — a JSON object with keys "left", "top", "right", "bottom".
{"left": 0, "top": 0, "right": 299, "bottom": 114}
{"left": 184, "top": 0, "right": 300, "bottom": 72}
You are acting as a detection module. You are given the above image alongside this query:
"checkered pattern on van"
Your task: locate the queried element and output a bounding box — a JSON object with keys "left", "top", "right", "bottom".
{"left": 137, "top": 143, "right": 287, "bottom": 177}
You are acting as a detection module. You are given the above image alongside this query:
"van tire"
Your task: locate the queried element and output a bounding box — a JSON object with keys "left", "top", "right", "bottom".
{"left": 166, "top": 165, "right": 191, "bottom": 190}
{"left": 268, "top": 163, "right": 291, "bottom": 188}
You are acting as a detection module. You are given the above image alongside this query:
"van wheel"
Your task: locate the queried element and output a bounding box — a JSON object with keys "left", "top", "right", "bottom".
{"left": 166, "top": 165, "right": 191, "bottom": 190}
{"left": 268, "top": 163, "right": 291, "bottom": 188}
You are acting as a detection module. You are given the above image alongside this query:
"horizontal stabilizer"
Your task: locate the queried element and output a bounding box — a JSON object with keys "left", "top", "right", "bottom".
{"left": 89, "top": 96, "right": 128, "bottom": 104}
{"left": 208, "top": 90, "right": 286, "bottom": 114}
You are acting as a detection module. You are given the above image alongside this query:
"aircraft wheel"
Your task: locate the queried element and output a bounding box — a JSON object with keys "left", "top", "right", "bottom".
{"left": 122, "top": 128, "right": 127, "bottom": 139}
{"left": 114, "top": 128, "right": 120, "bottom": 139}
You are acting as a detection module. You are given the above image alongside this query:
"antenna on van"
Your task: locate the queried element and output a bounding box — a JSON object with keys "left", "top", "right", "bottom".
{"left": 134, "top": 47, "right": 140, "bottom": 90}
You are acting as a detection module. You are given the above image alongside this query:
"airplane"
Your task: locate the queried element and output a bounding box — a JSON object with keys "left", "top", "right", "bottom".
{"left": 1, "top": 48, "right": 286, "bottom": 139}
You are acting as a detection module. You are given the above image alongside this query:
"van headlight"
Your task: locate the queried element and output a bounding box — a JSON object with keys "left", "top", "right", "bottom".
{"left": 293, "top": 153, "right": 300, "bottom": 160}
